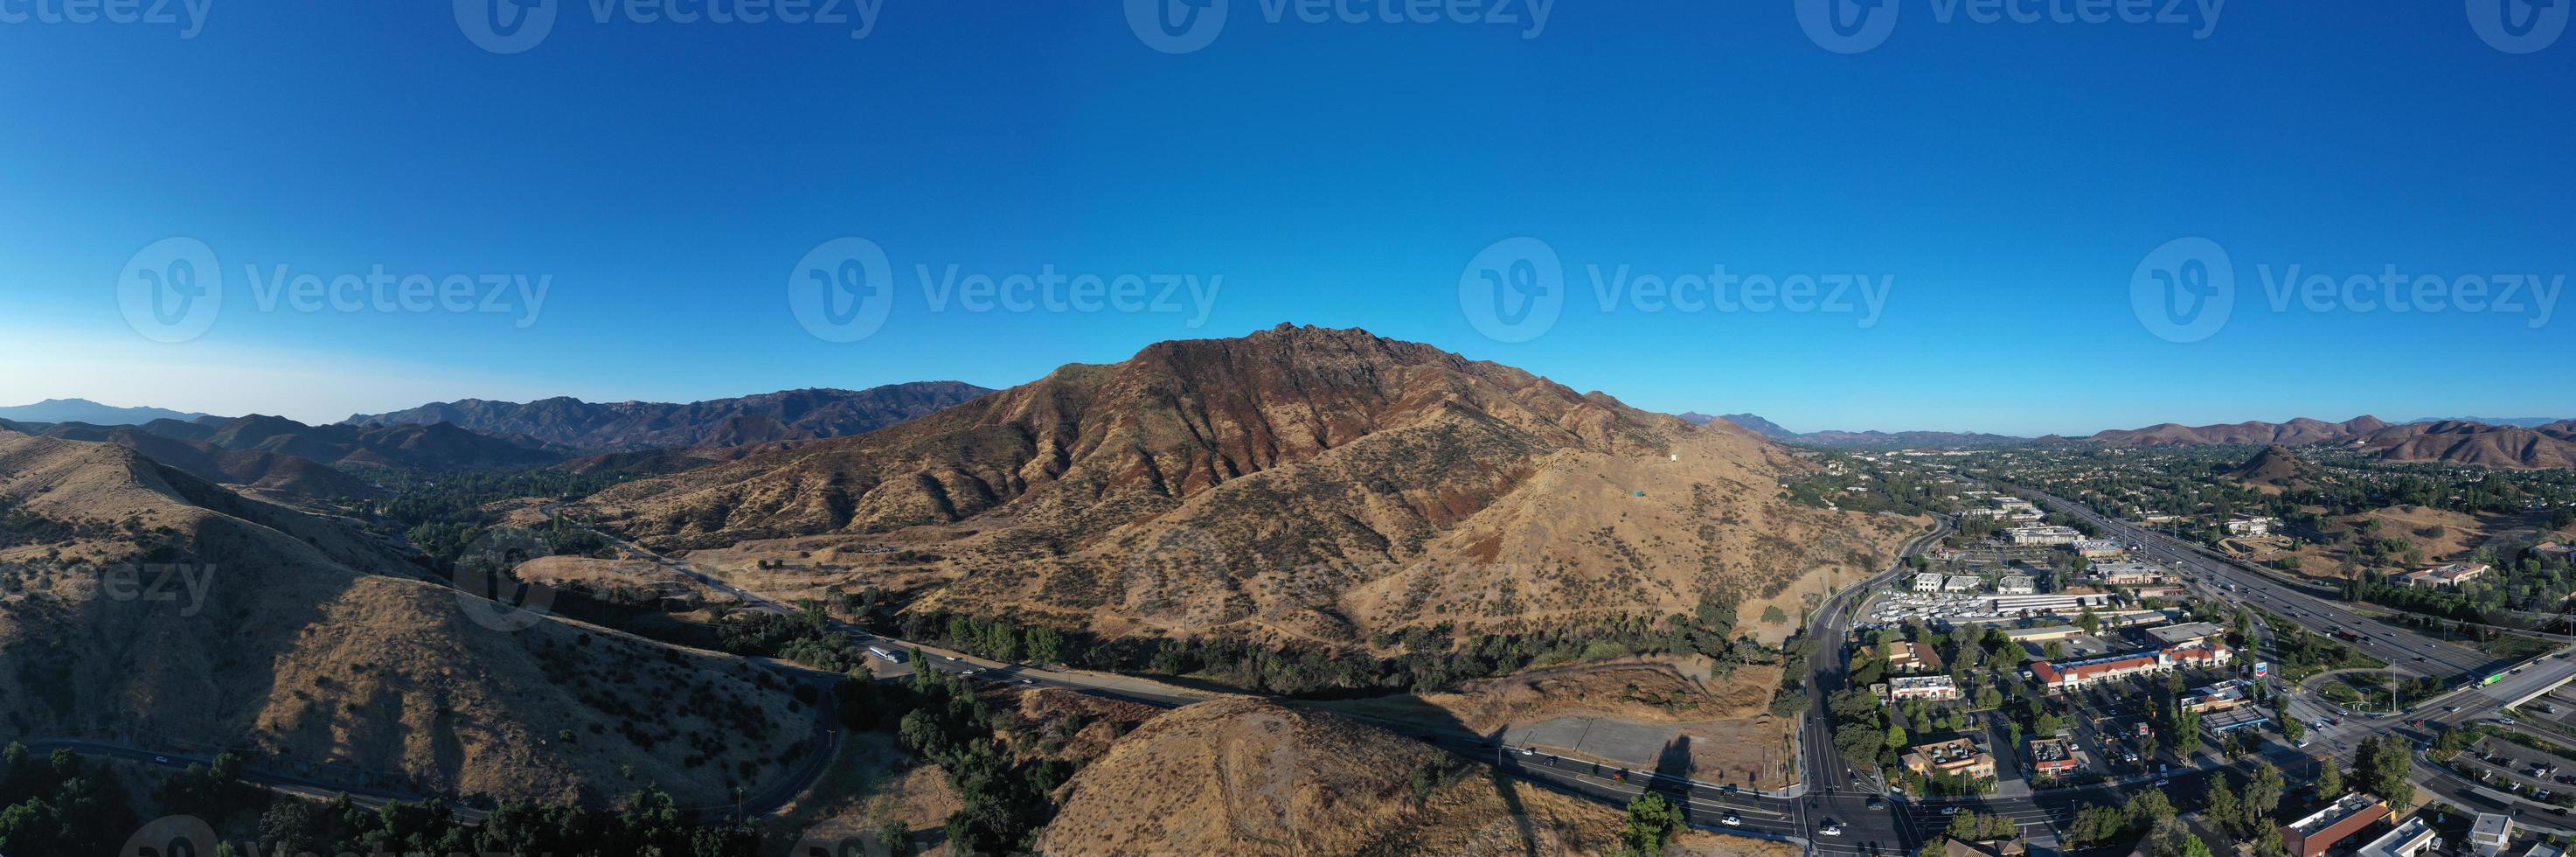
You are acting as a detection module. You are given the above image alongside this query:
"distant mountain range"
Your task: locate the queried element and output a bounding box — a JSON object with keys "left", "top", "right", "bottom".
{"left": 0, "top": 413, "right": 566, "bottom": 499}
{"left": 2406, "top": 416, "right": 2569, "bottom": 428}
{"left": 2093, "top": 416, "right": 2576, "bottom": 470}
{"left": 344, "top": 382, "right": 993, "bottom": 453}
{"left": 1675, "top": 412, "right": 2031, "bottom": 449}
{"left": 0, "top": 398, "right": 217, "bottom": 425}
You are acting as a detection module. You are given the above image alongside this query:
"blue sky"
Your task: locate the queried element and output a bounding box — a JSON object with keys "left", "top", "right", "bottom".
{"left": 1, "top": 1, "right": 2569, "bottom": 435}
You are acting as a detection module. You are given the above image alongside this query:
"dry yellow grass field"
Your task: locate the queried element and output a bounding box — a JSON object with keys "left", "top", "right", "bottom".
{"left": 1036, "top": 699, "right": 1626, "bottom": 856}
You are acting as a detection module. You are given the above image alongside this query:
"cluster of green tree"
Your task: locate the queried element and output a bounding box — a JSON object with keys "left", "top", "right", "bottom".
{"left": 1777, "top": 457, "right": 1962, "bottom": 518}
{"left": 2260, "top": 621, "right": 2383, "bottom": 681}
{"left": 1942, "top": 811, "right": 2022, "bottom": 842}
{"left": 715, "top": 602, "right": 864, "bottom": 672}
{"left": 0, "top": 744, "right": 139, "bottom": 857}
{"left": 363, "top": 468, "right": 631, "bottom": 568}
{"left": 2199, "top": 760, "right": 2290, "bottom": 850}
{"left": 891, "top": 665, "right": 1071, "bottom": 854}
{"left": 255, "top": 788, "right": 757, "bottom": 857}
{"left": 1612, "top": 791, "right": 1685, "bottom": 857}
{"left": 2349, "top": 548, "right": 2576, "bottom": 627}
{"left": 2350, "top": 734, "right": 2416, "bottom": 807}
{"left": 2064, "top": 787, "right": 2177, "bottom": 848}
{"left": 1827, "top": 685, "right": 1903, "bottom": 773}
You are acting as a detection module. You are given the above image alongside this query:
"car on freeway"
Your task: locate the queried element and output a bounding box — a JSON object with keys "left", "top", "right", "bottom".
{"left": 1724, "top": 815, "right": 1744, "bottom": 826}
{"left": 1866, "top": 798, "right": 1887, "bottom": 810}
{"left": 153, "top": 756, "right": 170, "bottom": 764}
{"left": 1819, "top": 822, "right": 1846, "bottom": 836}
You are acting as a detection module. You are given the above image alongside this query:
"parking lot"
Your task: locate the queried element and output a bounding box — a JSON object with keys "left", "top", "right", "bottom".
{"left": 2457, "top": 736, "right": 2576, "bottom": 811}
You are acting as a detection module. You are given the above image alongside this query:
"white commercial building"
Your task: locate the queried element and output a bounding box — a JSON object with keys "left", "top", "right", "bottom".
{"left": 2005, "top": 526, "right": 2086, "bottom": 546}
{"left": 2471, "top": 813, "right": 2512, "bottom": 857}
{"left": 1886, "top": 675, "right": 1961, "bottom": 701}
{"left": 2356, "top": 817, "right": 2441, "bottom": 857}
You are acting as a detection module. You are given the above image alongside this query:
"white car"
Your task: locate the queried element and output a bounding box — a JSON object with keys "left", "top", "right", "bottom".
{"left": 1819, "top": 823, "right": 1846, "bottom": 836}
{"left": 1724, "top": 815, "right": 1744, "bottom": 826}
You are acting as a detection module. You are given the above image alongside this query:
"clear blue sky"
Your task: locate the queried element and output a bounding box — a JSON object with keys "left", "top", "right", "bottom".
{"left": 1, "top": 2, "right": 2568, "bottom": 435}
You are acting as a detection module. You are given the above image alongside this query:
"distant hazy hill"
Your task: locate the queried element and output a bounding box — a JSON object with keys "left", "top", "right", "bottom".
{"left": 0, "top": 398, "right": 215, "bottom": 426}
{"left": 346, "top": 382, "right": 992, "bottom": 453}
{"left": 580, "top": 324, "right": 1916, "bottom": 647}
{"left": 1678, "top": 412, "right": 2028, "bottom": 449}
{"left": 184, "top": 414, "right": 563, "bottom": 470}
{"left": 2357, "top": 420, "right": 2576, "bottom": 470}
{"left": 2092, "top": 415, "right": 2576, "bottom": 470}
{"left": 0, "top": 430, "right": 819, "bottom": 806}
{"left": 2092, "top": 416, "right": 2392, "bottom": 447}
{"left": 2407, "top": 416, "right": 2569, "bottom": 428}
{"left": 0, "top": 419, "right": 378, "bottom": 501}
{"left": 2228, "top": 444, "right": 2335, "bottom": 491}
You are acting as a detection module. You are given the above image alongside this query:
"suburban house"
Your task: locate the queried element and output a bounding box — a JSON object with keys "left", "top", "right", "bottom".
{"left": 2226, "top": 516, "right": 2278, "bottom": 536}
{"left": 1885, "top": 641, "right": 1945, "bottom": 674}
{"left": 2403, "top": 563, "right": 2491, "bottom": 589}
{"left": 2280, "top": 794, "right": 2391, "bottom": 857}
{"left": 1902, "top": 736, "right": 1996, "bottom": 780}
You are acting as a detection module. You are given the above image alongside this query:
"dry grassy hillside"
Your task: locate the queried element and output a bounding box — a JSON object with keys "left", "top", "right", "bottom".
{"left": 1034, "top": 699, "right": 1622, "bottom": 856}
{"left": 578, "top": 324, "right": 1918, "bottom": 647}
{"left": 0, "top": 429, "right": 819, "bottom": 808}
